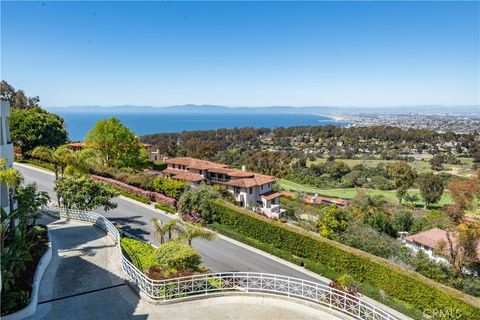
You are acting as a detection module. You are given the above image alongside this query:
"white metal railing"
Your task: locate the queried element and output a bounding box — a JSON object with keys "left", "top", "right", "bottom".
{"left": 44, "top": 206, "right": 399, "bottom": 320}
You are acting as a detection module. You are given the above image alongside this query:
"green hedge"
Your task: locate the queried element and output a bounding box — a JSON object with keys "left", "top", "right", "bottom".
{"left": 154, "top": 202, "right": 176, "bottom": 214}
{"left": 120, "top": 237, "right": 157, "bottom": 272}
{"left": 210, "top": 200, "right": 480, "bottom": 320}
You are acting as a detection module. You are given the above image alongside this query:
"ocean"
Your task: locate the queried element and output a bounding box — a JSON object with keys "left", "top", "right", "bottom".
{"left": 56, "top": 112, "right": 349, "bottom": 141}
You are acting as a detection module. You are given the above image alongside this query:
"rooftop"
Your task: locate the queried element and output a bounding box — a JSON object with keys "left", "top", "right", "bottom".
{"left": 166, "top": 157, "right": 228, "bottom": 170}
{"left": 405, "top": 227, "right": 480, "bottom": 259}
{"left": 163, "top": 157, "right": 275, "bottom": 187}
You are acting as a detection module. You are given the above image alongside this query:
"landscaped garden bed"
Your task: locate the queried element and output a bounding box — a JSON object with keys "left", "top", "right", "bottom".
{"left": 120, "top": 236, "right": 206, "bottom": 280}
{"left": 1, "top": 225, "right": 49, "bottom": 316}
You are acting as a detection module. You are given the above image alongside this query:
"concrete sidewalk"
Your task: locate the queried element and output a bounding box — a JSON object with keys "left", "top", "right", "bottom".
{"left": 29, "top": 216, "right": 348, "bottom": 320}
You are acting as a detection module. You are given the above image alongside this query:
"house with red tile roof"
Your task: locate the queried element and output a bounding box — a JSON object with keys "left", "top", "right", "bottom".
{"left": 159, "top": 157, "right": 286, "bottom": 219}
{"left": 405, "top": 228, "right": 480, "bottom": 265}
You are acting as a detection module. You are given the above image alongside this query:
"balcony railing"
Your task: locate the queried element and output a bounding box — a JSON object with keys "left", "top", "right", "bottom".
{"left": 43, "top": 206, "right": 400, "bottom": 320}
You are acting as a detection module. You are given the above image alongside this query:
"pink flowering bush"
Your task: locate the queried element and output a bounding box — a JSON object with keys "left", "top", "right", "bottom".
{"left": 181, "top": 211, "right": 201, "bottom": 224}
{"left": 92, "top": 175, "right": 176, "bottom": 206}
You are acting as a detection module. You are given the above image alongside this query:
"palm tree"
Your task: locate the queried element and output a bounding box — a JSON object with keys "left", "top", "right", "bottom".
{"left": 151, "top": 218, "right": 178, "bottom": 244}
{"left": 31, "top": 146, "right": 57, "bottom": 179}
{"left": 52, "top": 145, "right": 74, "bottom": 179}
{"left": 0, "top": 166, "right": 23, "bottom": 230}
{"left": 179, "top": 222, "right": 217, "bottom": 246}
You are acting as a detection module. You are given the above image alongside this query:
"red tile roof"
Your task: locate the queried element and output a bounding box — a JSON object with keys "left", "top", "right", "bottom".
{"left": 161, "top": 168, "right": 181, "bottom": 175}
{"left": 405, "top": 228, "right": 480, "bottom": 259}
{"left": 261, "top": 191, "right": 283, "bottom": 201}
{"left": 166, "top": 157, "right": 228, "bottom": 170}
{"left": 405, "top": 228, "right": 449, "bottom": 250}
{"left": 171, "top": 171, "right": 205, "bottom": 182}
{"left": 163, "top": 157, "right": 275, "bottom": 188}
{"left": 208, "top": 167, "right": 254, "bottom": 177}
{"left": 224, "top": 174, "right": 275, "bottom": 188}
{"left": 305, "top": 195, "right": 349, "bottom": 206}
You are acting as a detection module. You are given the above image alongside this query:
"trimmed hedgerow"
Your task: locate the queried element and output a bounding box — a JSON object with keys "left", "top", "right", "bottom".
{"left": 120, "top": 237, "right": 157, "bottom": 272}
{"left": 210, "top": 200, "right": 480, "bottom": 320}
{"left": 154, "top": 202, "right": 176, "bottom": 214}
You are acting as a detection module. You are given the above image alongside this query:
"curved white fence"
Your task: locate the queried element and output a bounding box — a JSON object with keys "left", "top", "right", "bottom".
{"left": 45, "top": 206, "right": 399, "bottom": 320}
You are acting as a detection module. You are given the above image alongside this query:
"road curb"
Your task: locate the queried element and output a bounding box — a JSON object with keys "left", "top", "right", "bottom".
{"left": 14, "top": 162, "right": 55, "bottom": 177}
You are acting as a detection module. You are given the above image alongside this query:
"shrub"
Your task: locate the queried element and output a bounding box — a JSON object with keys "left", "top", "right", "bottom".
{"left": 92, "top": 175, "right": 176, "bottom": 206}
{"left": 209, "top": 200, "right": 480, "bottom": 319}
{"left": 155, "top": 241, "right": 202, "bottom": 275}
{"left": 339, "top": 223, "right": 401, "bottom": 259}
{"left": 155, "top": 202, "right": 176, "bottom": 214}
{"left": 120, "top": 237, "right": 157, "bottom": 272}
{"left": 154, "top": 177, "right": 187, "bottom": 199}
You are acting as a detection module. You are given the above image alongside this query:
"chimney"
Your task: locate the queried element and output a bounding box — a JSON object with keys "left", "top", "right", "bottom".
{"left": 242, "top": 165, "right": 247, "bottom": 172}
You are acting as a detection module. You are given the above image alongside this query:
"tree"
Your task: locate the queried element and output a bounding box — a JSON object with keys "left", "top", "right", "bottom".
{"left": 438, "top": 223, "right": 480, "bottom": 276}
{"left": 246, "top": 151, "right": 291, "bottom": 176}
{"left": 419, "top": 172, "right": 444, "bottom": 208}
{"left": 9, "top": 107, "right": 68, "bottom": 153}
{"left": 388, "top": 161, "right": 417, "bottom": 204}
{"left": 392, "top": 210, "right": 414, "bottom": 233}
{"left": 339, "top": 223, "right": 401, "bottom": 258}
{"left": 178, "top": 186, "right": 219, "bottom": 223}
{"left": 429, "top": 155, "right": 444, "bottom": 171}
{"left": 151, "top": 218, "right": 178, "bottom": 244}
{"left": 458, "top": 222, "right": 480, "bottom": 270}
{"left": 178, "top": 222, "right": 217, "bottom": 246}
{"left": 16, "top": 183, "right": 50, "bottom": 227}
{"left": 445, "top": 177, "right": 480, "bottom": 222}
{"left": 54, "top": 175, "right": 118, "bottom": 211}
{"left": 1, "top": 80, "right": 39, "bottom": 109}
{"left": 155, "top": 241, "right": 202, "bottom": 275}
{"left": 84, "top": 117, "right": 147, "bottom": 168}
{"left": 317, "top": 205, "right": 351, "bottom": 239}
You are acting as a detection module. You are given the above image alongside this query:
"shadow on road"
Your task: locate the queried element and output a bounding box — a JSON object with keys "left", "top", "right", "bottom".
{"left": 29, "top": 218, "right": 148, "bottom": 320}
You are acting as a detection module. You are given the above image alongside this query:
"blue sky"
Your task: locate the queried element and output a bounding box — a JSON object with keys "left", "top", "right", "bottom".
{"left": 1, "top": 1, "right": 479, "bottom": 107}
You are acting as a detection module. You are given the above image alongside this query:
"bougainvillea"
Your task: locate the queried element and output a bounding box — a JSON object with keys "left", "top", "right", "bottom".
{"left": 181, "top": 211, "right": 201, "bottom": 224}
{"left": 92, "top": 175, "right": 176, "bottom": 206}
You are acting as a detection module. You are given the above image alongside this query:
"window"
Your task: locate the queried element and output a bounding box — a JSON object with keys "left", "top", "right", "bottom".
{"left": 261, "top": 184, "right": 263, "bottom": 190}
{"left": 248, "top": 187, "right": 252, "bottom": 194}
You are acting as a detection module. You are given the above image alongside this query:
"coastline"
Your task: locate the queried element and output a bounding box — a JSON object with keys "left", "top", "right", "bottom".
{"left": 314, "top": 114, "right": 345, "bottom": 122}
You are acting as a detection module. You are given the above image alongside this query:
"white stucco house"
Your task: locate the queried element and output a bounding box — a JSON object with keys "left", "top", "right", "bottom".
{"left": 159, "top": 157, "right": 286, "bottom": 219}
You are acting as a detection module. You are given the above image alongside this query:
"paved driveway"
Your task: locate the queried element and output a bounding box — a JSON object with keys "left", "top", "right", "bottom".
{"left": 29, "top": 216, "right": 348, "bottom": 320}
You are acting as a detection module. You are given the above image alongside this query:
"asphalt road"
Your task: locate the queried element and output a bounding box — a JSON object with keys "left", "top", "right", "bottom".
{"left": 15, "top": 163, "right": 323, "bottom": 283}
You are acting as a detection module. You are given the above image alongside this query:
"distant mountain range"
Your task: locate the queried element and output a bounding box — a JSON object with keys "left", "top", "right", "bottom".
{"left": 46, "top": 104, "right": 480, "bottom": 115}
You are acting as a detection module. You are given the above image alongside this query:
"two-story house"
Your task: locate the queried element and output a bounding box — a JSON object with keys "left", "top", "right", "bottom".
{"left": 160, "top": 157, "right": 286, "bottom": 219}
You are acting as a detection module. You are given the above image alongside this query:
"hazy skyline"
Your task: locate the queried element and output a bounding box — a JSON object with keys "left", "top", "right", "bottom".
{"left": 1, "top": 1, "right": 479, "bottom": 107}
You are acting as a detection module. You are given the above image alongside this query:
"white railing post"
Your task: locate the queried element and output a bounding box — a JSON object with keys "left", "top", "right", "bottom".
{"left": 205, "top": 274, "right": 208, "bottom": 295}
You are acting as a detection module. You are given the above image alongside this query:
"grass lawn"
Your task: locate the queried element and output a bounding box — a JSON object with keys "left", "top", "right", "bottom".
{"left": 278, "top": 179, "right": 453, "bottom": 207}
{"left": 307, "top": 157, "right": 476, "bottom": 177}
